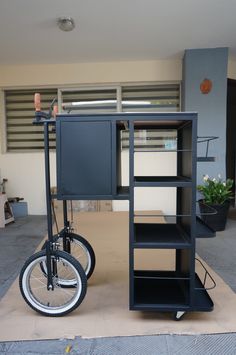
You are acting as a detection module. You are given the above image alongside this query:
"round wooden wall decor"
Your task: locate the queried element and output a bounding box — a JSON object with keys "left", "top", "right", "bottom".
{"left": 200, "top": 78, "right": 212, "bottom": 94}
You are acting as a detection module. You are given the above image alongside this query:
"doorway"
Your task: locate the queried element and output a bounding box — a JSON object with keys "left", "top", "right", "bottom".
{"left": 226, "top": 78, "right": 236, "bottom": 205}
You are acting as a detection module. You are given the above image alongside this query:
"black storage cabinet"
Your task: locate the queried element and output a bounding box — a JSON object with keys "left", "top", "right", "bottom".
{"left": 56, "top": 112, "right": 214, "bottom": 318}
{"left": 56, "top": 116, "right": 128, "bottom": 200}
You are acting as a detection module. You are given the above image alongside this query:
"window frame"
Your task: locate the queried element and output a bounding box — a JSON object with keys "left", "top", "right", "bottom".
{"left": 3, "top": 81, "right": 181, "bottom": 153}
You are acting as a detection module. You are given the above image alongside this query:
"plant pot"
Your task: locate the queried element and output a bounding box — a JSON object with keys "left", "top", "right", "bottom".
{"left": 198, "top": 199, "right": 231, "bottom": 231}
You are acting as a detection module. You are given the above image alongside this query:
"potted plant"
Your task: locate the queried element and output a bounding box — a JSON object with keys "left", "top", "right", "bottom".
{"left": 197, "top": 174, "right": 234, "bottom": 231}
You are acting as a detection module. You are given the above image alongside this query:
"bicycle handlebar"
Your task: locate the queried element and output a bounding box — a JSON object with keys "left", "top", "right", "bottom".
{"left": 34, "top": 93, "right": 41, "bottom": 112}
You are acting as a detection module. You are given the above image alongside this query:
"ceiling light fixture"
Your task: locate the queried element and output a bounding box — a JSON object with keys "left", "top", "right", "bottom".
{"left": 57, "top": 17, "right": 75, "bottom": 32}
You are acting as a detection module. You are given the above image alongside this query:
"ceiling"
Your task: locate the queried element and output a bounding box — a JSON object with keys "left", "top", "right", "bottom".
{"left": 0, "top": 0, "right": 236, "bottom": 65}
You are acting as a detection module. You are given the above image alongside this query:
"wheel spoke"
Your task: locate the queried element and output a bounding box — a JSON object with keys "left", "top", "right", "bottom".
{"left": 19, "top": 250, "right": 87, "bottom": 316}
{"left": 41, "top": 233, "right": 96, "bottom": 281}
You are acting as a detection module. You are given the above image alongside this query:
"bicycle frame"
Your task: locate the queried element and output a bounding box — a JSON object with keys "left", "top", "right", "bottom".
{"left": 43, "top": 121, "right": 55, "bottom": 289}
{"left": 41, "top": 120, "right": 75, "bottom": 289}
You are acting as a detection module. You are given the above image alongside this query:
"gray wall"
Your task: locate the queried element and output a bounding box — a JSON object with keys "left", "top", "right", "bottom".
{"left": 182, "top": 47, "right": 228, "bottom": 184}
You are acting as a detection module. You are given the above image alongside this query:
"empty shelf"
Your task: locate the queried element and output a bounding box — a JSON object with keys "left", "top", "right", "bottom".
{"left": 134, "top": 176, "right": 192, "bottom": 187}
{"left": 131, "top": 271, "right": 213, "bottom": 312}
{"left": 132, "top": 270, "right": 190, "bottom": 310}
{"left": 133, "top": 223, "right": 191, "bottom": 248}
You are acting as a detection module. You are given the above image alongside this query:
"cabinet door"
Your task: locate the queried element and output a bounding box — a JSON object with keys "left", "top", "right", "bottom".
{"left": 57, "top": 120, "right": 112, "bottom": 197}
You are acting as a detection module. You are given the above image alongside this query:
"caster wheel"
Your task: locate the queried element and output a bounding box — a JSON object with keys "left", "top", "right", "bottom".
{"left": 173, "top": 311, "right": 185, "bottom": 321}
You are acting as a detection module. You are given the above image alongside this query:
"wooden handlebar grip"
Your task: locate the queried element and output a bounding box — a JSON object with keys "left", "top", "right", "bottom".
{"left": 34, "top": 93, "right": 41, "bottom": 111}
{"left": 53, "top": 105, "right": 58, "bottom": 118}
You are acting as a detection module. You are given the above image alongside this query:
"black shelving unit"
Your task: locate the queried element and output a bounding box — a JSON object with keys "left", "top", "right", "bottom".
{"left": 128, "top": 113, "right": 214, "bottom": 319}
{"left": 54, "top": 112, "right": 215, "bottom": 319}
{"left": 20, "top": 100, "right": 218, "bottom": 318}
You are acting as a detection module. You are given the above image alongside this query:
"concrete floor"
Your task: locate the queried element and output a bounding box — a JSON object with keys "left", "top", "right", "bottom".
{"left": 0, "top": 334, "right": 236, "bottom": 355}
{"left": 196, "top": 208, "right": 236, "bottom": 293}
{"left": 0, "top": 216, "right": 47, "bottom": 299}
{"left": 0, "top": 214, "right": 236, "bottom": 354}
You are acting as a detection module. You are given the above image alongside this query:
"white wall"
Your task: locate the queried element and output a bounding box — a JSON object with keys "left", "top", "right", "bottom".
{"left": 0, "top": 59, "right": 181, "bottom": 214}
{"left": 0, "top": 60, "right": 182, "bottom": 87}
{"left": 114, "top": 151, "right": 177, "bottom": 214}
{"left": 0, "top": 152, "right": 56, "bottom": 214}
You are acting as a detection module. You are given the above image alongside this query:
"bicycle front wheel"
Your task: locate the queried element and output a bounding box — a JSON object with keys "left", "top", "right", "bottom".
{"left": 19, "top": 250, "right": 87, "bottom": 317}
{"left": 60, "top": 233, "right": 96, "bottom": 280}
{"left": 41, "top": 233, "right": 96, "bottom": 280}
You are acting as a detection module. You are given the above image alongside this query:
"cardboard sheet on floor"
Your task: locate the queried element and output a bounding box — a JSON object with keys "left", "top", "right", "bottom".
{"left": 0, "top": 211, "right": 236, "bottom": 341}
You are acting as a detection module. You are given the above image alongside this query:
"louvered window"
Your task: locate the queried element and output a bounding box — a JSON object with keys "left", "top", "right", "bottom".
{"left": 121, "top": 83, "right": 179, "bottom": 150}
{"left": 61, "top": 88, "right": 118, "bottom": 114}
{"left": 5, "top": 88, "right": 57, "bottom": 152}
{"left": 121, "top": 129, "right": 177, "bottom": 151}
{"left": 4, "top": 83, "right": 180, "bottom": 152}
{"left": 121, "top": 83, "right": 179, "bottom": 112}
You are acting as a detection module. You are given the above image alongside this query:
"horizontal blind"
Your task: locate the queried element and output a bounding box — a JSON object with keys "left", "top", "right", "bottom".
{"left": 121, "top": 83, "right": 179, "bottom": 150}
{"left": 121, "top": 129, "right": 177, "bottom": 150}
{"left": 121, "top": 84, "right": 179, "bottom": 112}
{"left": 61, "top": 88, "right": 117, "bottom": 114}
{"left": 5, "top": 83, "right": 180, "bottom": 152}
{"left": 5, "top": 88, "right": 57, "bottom": 151}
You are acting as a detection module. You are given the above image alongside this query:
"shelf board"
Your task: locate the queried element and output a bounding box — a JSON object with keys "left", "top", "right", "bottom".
{"left": 134, "top": 176, "right": 192, "bottom": 187}
{"left": 132, "top": 270, "right": 190, "bottom": 310}
{"left": 196, "top": 217, "right": 216, "bottom": 238}
{"left": 133, "top": 223, "right": 191, "bottom": 248}
{"left": 197, "top": 157, "right": 215, "bottom": 162}
{"left": 131, "top": 271, "right": 213, "bottom": 312}
{"left": 134, "top": 149, "right": 192, "bottom": 153}
{"left": 115, "top": 186, "right": 130, "bottom": 200}
{"left": 133, "top": 119, "right": 192, "bottom": 130}
{"left": 192, "top": 273, "right": 214, "bottom": 311}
